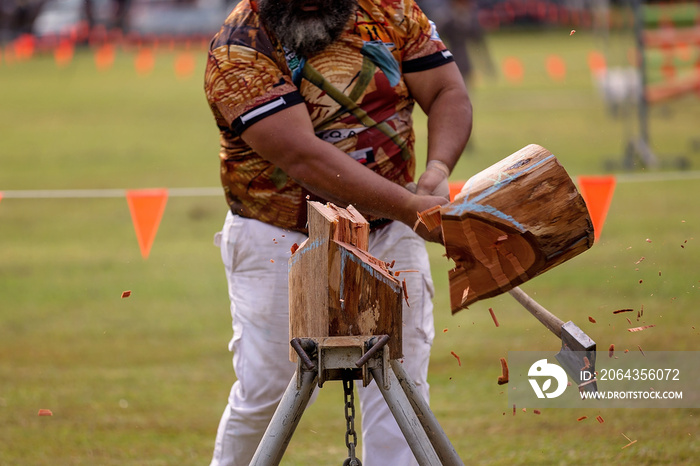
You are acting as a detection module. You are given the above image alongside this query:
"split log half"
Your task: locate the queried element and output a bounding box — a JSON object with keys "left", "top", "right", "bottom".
{"left": 440, "top": 144, "right": 594, "bottom": 312}
{"left": 288, "top": 201, "right": 403, "bottom": 361}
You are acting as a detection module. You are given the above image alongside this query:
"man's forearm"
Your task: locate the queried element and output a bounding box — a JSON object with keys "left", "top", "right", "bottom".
{"left": 425, "top": 84, "right": 473, "bottom": 172}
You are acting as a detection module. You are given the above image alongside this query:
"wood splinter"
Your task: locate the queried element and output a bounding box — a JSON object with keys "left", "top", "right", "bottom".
{"left": 497, "top": 357, "right": 509, "bottom": 385}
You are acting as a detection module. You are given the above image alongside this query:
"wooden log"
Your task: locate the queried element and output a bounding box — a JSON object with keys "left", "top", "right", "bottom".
{"left": 289, "top": 201, "right": 403, "bottom": 361}
{"left": 437, "top": 144, "right": 594, "bottom": 312}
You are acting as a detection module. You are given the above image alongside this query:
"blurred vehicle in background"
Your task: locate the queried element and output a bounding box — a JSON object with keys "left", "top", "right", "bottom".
{"left": 1, "top": 0, "right": 238, "bottom": 41}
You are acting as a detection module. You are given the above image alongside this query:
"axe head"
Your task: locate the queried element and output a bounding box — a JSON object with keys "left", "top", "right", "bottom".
{"left": 554, "top": 321, "right": 597, "bottom": 393}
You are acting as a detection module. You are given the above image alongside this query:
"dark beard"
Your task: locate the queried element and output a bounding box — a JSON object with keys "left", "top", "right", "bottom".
{"left": 258, "top": 0, "right": 357, "bottom": 57}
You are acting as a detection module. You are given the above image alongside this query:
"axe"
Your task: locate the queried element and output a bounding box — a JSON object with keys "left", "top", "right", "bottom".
{"left": 509, "top": 286, "right": 597, "bottom": 393}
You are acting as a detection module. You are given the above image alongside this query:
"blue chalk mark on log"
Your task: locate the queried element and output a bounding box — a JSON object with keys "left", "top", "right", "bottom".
{"left": 445, "top": 154, "right": 556, "bottom": 233}
{"left": 288, "top": 237, "right": 327, "bottom": 268}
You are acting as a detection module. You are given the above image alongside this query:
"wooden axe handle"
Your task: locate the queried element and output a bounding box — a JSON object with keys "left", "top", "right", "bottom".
{"left": 508, "top": 286, "right": 564, "bottom": 339}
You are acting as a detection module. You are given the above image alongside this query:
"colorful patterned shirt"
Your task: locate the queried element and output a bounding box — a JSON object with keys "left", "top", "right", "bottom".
{"left": 204, "top": 0, "right": 454, "bottom": 232}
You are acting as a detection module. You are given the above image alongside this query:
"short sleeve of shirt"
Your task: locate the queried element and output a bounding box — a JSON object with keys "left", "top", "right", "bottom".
{"left": 205, "top": 44, "right": 304, "bottom": 135}
{"left": 393, "top": 0, "right": 454, "bottom": 73}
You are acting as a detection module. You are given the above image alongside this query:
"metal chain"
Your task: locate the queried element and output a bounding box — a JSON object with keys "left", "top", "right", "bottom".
{"left": 342, "top": 372, "right": 362, "bottom": 466}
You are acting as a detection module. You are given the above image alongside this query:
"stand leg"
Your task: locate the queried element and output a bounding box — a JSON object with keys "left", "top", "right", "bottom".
{"left": 250, "top": 368, "right": 317, "bottom": 466}
{"left": 369, "top": 366, "right": 442, "bottom": 465}
{"left": 390, "top": 360, "right": 465, "bottom": 466}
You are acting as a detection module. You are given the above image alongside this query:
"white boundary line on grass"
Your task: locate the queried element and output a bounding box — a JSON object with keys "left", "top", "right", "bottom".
{"left": 1, "top": 171, "right": 699, "bottom": 199}
{"left": 0, "top": 187, "right": 222, "bottom": 199}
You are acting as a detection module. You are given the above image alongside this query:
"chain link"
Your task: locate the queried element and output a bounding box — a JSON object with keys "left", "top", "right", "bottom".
{"left": 342, "top": 372, "right": 361, "bottom": 466}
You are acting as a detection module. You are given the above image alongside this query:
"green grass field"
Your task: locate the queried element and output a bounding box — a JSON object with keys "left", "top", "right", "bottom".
{"left": 1, "top": 28, "right": 699, "bottom": 465}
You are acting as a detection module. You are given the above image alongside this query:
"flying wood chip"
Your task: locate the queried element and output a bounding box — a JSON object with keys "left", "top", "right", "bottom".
{"left": 489, "top": 308, "right": 500, "bottom": 327}
{"left": 621, "top": 433, "right": 637, "bottom": 449}
{"left": 121, "top": 290, "right": 131, "bottom": 298}
{"left": 577, "top": 416, "right": 587, "bottom": 421}
{"left": 38, "top": 409, "right": 53, "bottom": 416}
{"left": 450, "top": 351, "right": 461, "bottom": 366}
{"left": 608, "top": 344, "right": 615, "bottom": 358}
{"left": 596, "top": 415, "right": 605, "bottom": 423}
{"left": 613, "top": 309, "right": 633, "bottom": 314}
{"left": 588, "top": 316, "right": 597, "bottom": 323}
{"left": 401, "top": 278, "right": 410, "bottom": 307}
{"left": 497, "top": 357, "right": 509, "bottom": 385}
{"left": 628, "top": 325, "right": 656, "bottom": 332}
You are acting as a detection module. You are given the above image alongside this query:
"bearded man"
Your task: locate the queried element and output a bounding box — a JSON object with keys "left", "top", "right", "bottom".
{"left": 204, "top": 0, "right": 472, "bottom": 464}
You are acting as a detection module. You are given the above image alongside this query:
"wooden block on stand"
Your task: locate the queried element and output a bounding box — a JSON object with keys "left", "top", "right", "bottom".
{"left": 289, "top": 202, "right": 403, "bottom": 361}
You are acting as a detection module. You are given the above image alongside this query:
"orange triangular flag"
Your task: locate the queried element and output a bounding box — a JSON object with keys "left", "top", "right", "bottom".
{"left": 134, "top": 48, "right": 155, "bottom": 76}
{"left": 95, "top": 43, "right": 115, "bottom": 72}
{"left": 503, "top": 56, "right": 524, "bottom": 84}
{"left": 174, "top": 51, "right": 195, "bottom": 79}
{"left": 54, "top": 39, "right": 74, "bottom": 67}
{"left": 545, "top": 54, "right": 567, "bottom": 82}
{"left": 448, "top": 181, "right": 465, "bottom": 201}
{"left": 126, "top": 188, "right": 168, "bottom": 259}
{"left": 578, "top": 175, "right": 616, "bottom": 242}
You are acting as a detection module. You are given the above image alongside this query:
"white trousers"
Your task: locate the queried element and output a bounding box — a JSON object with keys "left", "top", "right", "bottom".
{"left": 210, "top": 212, "right": 435, "bottom": 466}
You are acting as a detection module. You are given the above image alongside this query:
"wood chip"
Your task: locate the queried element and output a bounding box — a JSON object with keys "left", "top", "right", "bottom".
{"left": 489, "top": 308, "right": 500, "bottom": 327}
{"left": 608, "top": 344, "right": 615, "bottom": 358}
{"left": 38, "top": 409, "right": 53, "bottom": 416}
{"left": 637, "top": 345, "right": 645, "bottom": 356}
{"left": 402, "top": 278, "right": 410, "bottom": 307}
{"left": 613, "top": 309, "right": 633, "bottom": 314}
{"left": 635, "top": 256, "right": 645, "bottom": 264}
{"left": 450, "top": 351, "right": 461, "bottom": 366}
{"left": 588, "top": 316, "right": 597, "bottom": 323}
{"left": 577, "top": 416, "right": 587, "bottom": 421}
{"left": 596, "top": 415, "right": 605, "bottom": 423}
{"left": 416, "top": 205, "right": 442, "bottom": 231}
{"left": 460, "top": 286, "right": 470, "bottom": 307}
{"left": 497, "top": 357, "right": 509, "bottom": 385}
{"left": 621, "top": 433, "right": 637, "bottom": 449}
{"left": 628, "top": 325, "right": 656, "bottom": 332}
{"left": 533, "top": 409, "right": 541, "bottom": 415}
{"left": 290, "top": 243, "right": 299, "bottom": 254}
{"left": 121, "top": 290, "right": 131, "bottom": 299}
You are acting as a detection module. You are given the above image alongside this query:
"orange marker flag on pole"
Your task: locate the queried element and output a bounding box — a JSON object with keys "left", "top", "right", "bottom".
{"left": 578, "top": 175, "right": 616, "bottom": 242}
{"left": 126, "top": 188, "right": 168, "bottom": 259}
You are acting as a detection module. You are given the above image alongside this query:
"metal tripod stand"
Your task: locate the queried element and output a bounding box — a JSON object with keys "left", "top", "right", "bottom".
{"left": 250, "top": 335, "right": 464, "bottom": 466}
